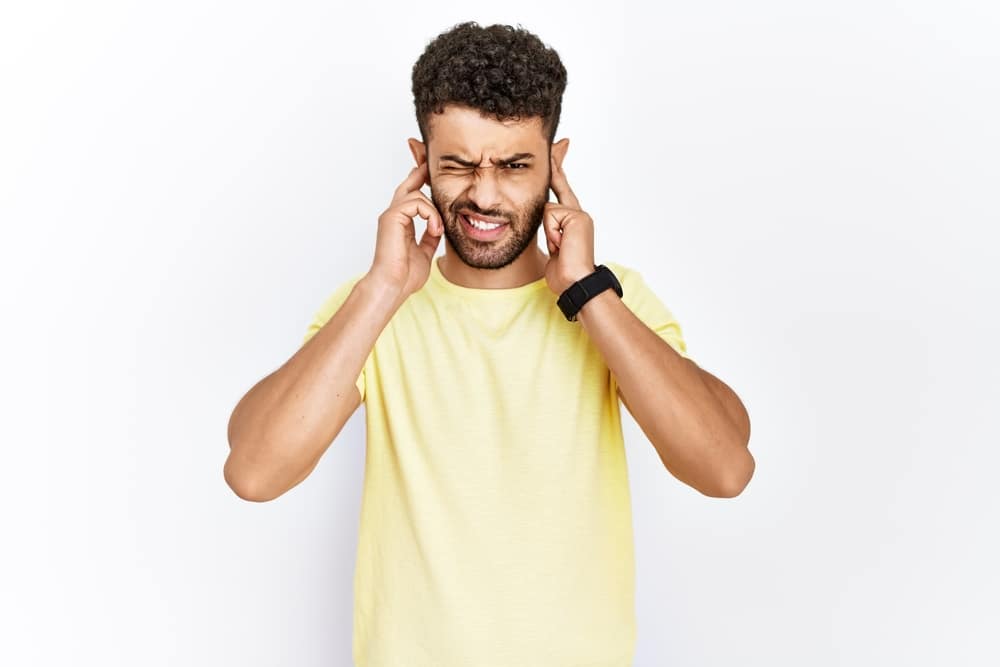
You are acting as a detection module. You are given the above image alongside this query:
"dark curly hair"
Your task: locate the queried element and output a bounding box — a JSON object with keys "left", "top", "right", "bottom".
{"left": 411, "top": 21, "right": 568, "bottom": 145}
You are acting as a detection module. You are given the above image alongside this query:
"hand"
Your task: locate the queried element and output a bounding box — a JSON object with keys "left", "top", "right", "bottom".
{"left": 368, "top": 162, "right": 444, "bottom": 300}
{"left": 542, "top": 152, "right": 596, "bottom": 295}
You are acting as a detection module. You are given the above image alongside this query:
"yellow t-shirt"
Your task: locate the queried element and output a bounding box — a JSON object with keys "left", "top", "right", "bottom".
{"left": 302, "top": 255, "right": 691, "bottom": 667}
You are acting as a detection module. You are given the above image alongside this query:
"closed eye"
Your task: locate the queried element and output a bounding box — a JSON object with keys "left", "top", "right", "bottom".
{"left": 441, "top": 163, "right": 528, "bottom": 172}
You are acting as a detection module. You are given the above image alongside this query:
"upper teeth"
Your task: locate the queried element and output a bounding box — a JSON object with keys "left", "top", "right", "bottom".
{"left": 467, "top": 215, "right": 502, "bottom": 230}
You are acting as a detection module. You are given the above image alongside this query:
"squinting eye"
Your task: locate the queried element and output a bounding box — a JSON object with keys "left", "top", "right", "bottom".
{"left": 503, "top": 163, "right": 528, "bottom": 170}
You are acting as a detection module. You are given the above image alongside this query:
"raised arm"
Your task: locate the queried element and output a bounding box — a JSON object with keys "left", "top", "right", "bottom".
{"left": 223, "top": 161, "right": 444, "bottom": 501}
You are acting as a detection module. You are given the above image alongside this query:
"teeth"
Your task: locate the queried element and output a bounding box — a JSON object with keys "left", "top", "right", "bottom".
{"left": 466, "top": 215, "right": 502, "bottom": 231}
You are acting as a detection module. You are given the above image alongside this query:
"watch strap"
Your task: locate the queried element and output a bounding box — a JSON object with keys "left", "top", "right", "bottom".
{"left": 557, "top": 264, "right": 623, "bottom": 322}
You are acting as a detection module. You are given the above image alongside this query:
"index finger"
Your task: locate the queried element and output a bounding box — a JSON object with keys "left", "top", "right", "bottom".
{"left": 391, "top": 162, "right": 428, "bottom": 203}
{"left": 549, "top": 154, "right": 581, "bottom": 210}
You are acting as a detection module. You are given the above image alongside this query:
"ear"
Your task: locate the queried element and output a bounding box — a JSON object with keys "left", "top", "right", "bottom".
{"left": 550, "top": 137, "right": 570, "bottom": 172}
{"left": 407, "top": 137, "right": 429, "bottom": 186}
{"left": 408, "top": 137, "right": 427, "bottom": 167}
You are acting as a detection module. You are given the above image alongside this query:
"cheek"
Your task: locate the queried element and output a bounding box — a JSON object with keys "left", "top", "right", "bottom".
{"left": 432, "top": 181, "right": 459, "bottom": 199}
{"left": 523, "top": 173, "right": 549, "bottom": 195}
{"left": 508, "top": 176, "right": 542, "bottom": 199}
{"left": 429, "top": 187, "right": 453, "bottom": 210}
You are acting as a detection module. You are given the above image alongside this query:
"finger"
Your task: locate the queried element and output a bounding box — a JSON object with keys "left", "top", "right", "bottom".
{"left": 549, "top": 154, "right": 581, "bottom": 210}
{"left": 538, "top": 218, "right": 558, "bottom": 256}
{"left": 542, "top": 204, "right": 567, "bottom": 252}
{"left": 392, "top": 195, "right": 444, "bottom": 236}
{"left": 397, "top": 190, "right": 445, "bottom": 234}
{"left": 391, "top": 162, "right": 429, "bottom": 204}
{"left": 417, "top": 222, "right": 443, "bottom": 260}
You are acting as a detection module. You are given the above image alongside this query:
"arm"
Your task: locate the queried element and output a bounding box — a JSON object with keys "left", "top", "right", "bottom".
{"left": 577, "top": 290, "right": 754, "bottom": 498}
{"left": 224, "top": 275, "right": 402, "bottom": 502}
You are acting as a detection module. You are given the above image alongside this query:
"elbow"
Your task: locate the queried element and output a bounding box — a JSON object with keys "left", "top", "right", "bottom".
{"left": 224, "top": 456, "right": 280, "bottom": 503}
{"left": 698, "top": 447, "right": 756, "bottom": 498}
{"left": 706, "top": 448, "right": 756, "bottom": 498}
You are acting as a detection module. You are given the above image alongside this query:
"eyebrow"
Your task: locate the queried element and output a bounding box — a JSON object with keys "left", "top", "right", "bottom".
{"left": 439, "top": 152, "right": 535, "bottom": 167}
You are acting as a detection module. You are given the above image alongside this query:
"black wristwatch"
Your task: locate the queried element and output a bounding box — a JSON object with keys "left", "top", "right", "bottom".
{"left": 557, "top": 264, "right": 623, "bottom": 322}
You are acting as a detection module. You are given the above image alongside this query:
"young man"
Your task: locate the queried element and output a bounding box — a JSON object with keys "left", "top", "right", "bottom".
{"left": 226, "top": 20, "right": 753, "bottom": 667}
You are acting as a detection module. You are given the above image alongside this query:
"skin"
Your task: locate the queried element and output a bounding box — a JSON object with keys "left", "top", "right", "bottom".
{"left": 405, "top": 103, "right": 589, "bottom": 295}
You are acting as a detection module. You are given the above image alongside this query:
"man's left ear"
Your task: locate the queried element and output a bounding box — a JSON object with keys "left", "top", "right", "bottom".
{"left": 551, "top": 138, "right": 570, "bottom": 171}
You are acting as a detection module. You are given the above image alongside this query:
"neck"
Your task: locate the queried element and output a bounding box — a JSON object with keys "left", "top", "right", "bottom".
{"left": 438, "top": 242, "right": 548, "bottom": 289}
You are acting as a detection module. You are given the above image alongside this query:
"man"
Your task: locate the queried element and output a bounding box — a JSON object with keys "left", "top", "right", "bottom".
{"left": 225, "top": 20, "right": 753, "bottom": 667}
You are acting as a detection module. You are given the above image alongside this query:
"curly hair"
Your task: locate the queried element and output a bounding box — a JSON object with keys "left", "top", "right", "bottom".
{"left": 411, "top": 21, "right": 568, "bottom": 145}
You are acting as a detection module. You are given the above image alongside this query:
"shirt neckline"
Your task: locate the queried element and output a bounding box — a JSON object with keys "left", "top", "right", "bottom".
{"left": 429, "top": 255, "right": 549, "bottom": 300}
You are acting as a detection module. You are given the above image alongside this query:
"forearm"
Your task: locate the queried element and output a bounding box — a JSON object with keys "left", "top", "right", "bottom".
{"left": 224, "top": 275, "right": 403, "bottom": 501}
{"left": 577, "top": 290, "right": 753, "bottom": 497}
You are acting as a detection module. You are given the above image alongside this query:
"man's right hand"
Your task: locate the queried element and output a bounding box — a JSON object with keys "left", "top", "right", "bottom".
{"left": 368, "top": 161, "right": 444, "bottom": 300}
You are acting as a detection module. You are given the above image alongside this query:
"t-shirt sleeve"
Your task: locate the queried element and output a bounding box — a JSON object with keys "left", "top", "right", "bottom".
{"left": 301, "top": 273, "right": 370, "bottom": 402}
{"left": 609, "top": 261, "right": 693, "bottom": 362}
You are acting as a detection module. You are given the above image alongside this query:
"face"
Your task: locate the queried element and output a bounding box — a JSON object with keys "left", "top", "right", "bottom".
{"left": 421, "top": 104, "right": 552, "bottom": 270}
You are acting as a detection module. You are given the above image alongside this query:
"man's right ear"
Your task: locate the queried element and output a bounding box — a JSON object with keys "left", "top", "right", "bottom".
{"left": 407, "top": 138, "right": 429, "bottom": 186}
{"left": 407, "top": 137, "right": 427, "bottom": 169}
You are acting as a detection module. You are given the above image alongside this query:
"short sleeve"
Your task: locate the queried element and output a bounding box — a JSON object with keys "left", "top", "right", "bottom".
{"left": 608, "top": 261, "right": 693, "bottom": 362}
{"left": 301, "top": 273, "right": 370, "bottom": 402}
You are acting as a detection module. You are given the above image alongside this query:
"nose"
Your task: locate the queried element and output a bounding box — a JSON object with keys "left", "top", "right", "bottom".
{"left": 464, "top": 166, "right": 503, "bottom": 213}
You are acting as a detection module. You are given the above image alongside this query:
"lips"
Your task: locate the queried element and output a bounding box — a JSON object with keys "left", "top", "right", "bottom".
{"left": 459, "top": 210, "right": 507, "bottom": 225}
{"left": 459, "top": 212, "right": 509, "bottom": 240}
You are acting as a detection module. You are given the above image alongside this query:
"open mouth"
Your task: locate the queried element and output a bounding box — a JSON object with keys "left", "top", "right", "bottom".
{"left": 459, "top": 212, "right": 509, "bottom": 241}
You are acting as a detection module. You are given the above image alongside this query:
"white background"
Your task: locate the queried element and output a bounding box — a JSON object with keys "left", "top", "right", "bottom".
{"left": 2, "top": 1, "right": 998, "bottom": 665}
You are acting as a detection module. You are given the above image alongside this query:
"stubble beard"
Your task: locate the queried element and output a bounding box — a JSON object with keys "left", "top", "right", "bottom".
{"left": 430, "top": 185, "right": 550, "bottom": 270}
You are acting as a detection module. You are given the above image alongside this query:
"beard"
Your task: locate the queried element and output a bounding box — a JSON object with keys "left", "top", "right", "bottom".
{"left": 429, "top": 182, "right": 549, "bottom": 270}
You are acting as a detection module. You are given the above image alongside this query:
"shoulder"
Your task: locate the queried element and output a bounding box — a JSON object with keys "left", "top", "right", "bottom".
{"left": 305, "top": 270, "right": 369, "bottom": 329}
{"left": 316, "top": 271, "right": 367, "bottom": 307}
{"left": 603, "top": 260, "right": 634, "bottom": 281}
{"left": 602, "top": 260, "right": 644, "bottom": 302}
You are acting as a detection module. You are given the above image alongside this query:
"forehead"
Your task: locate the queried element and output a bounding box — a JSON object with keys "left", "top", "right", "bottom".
{"left": 428, "top": 104, "right": 547, "bottom": 157}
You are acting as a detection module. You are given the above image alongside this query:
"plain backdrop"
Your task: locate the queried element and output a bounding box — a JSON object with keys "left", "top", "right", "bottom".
{"left": 2, "top": 1, "right": 998, "bottom": 665}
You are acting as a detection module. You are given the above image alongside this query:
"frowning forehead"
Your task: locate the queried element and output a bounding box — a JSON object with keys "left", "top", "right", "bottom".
{"left": 427, "top": 104, "right": 547, "bottom": 163}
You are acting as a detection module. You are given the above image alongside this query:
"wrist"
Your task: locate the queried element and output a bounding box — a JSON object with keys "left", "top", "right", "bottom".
{"left": 358, "top": 273, "right": 406, "bottom": 312}
{"left": 560, "top": 264, "right": 596, "bottom": 294}
{"left": 556, "top": 264, "right": 623, "bottom": 322}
